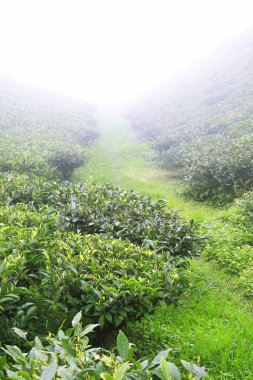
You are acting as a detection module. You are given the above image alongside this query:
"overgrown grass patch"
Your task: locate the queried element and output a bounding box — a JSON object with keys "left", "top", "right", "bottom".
{"left": 203, "top": 200, "right": 253, "bottom": 297}
{"left": 126, "top": 259, "right": 253, "bottom": 379}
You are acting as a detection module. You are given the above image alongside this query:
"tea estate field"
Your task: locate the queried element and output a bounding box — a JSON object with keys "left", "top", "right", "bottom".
{"left": 77, "top": 114, "right": 253, "bottom": 379}
{"left": 0, "top": 111, "right": 253, "bottom": 379}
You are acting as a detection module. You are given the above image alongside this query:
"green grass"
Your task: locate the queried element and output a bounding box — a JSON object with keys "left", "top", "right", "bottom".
{"left": 75, "top": 113, "right": 253, "bottom": 379}
{"left": 126, "top": 258, "right": 253, "bottom": 379}
{"left": 75, "top": 113, "right": 216, "bottom": 222}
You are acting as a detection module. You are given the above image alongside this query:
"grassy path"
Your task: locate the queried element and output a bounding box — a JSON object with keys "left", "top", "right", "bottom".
{"left": 76, "top": 113, "right": 215, "bottom": 222}
{"left": 75, "top": 114, "right": 253, "bottom": 379}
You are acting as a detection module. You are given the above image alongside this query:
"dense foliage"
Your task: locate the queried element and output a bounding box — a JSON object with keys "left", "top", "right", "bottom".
{"left": 0, "top": 174, "right": 200, "bottom": 257}
{"left": 184, "top": 135, "right": 253, "bottom": 202}
{"left": 0, "top": 312, "right": 209, "bottom": 379}
{"left": 0, "top": 173, "right": 201, "bottom": 344}
{"left": 0, "top": 78, "right": 207, "bottom": 378}
{"left": 203, "top": 193, "right": 253, "bottom": 297}
{"left": 127, "top": 31, "right": 253, "bottom": 202}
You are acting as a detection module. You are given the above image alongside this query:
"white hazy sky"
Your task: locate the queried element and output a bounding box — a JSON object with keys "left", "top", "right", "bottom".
{"left": 0, "top": 0, "right": 253, "bottom": 105}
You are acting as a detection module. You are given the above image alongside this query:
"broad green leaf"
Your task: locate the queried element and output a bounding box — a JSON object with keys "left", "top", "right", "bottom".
{"left": 3, "top": 345, "right": 25, "bottom": 364}
{"left": 26, "top": 305, "right": 37, "bottom": 318}
{"left": 12, "top": 327, "right": 27, "bottom": 340}
{"left": 72, "top": 311, "right": 82, "bottom": 327}
{"left": 57, "top": 366, "right": 75, "bottom": 380}
{"left": 80, "top": 324, "right": 99, "bottom": 337}
{"left": 94, "top": 361, "right": 105, "bottom": 377}
{"left": 140, "top": 359, "right": 149, "bottom": 369}
{"left": 117, "top": 330, "right": 129, "bottom": 361}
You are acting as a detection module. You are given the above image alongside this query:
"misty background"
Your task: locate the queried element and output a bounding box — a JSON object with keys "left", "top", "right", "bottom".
{"left": 1, "top": 0, "right": 253, "bottom": 105}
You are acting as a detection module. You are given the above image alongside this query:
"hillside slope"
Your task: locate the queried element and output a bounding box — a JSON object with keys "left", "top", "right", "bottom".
{"left": 0, "top": 77, "right": 98, "bottom": 179}
{"left": 129, "top": 30, "right": 253, "bottom": 141}
{"left": 128, "top": 29, "right": 253, "bottom": 201}
{"left": 0, "top": 77, "right": 97, "bottom": 143}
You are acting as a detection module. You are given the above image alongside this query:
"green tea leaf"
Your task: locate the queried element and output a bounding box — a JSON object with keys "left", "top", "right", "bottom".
{"left": 117, "top": 330, "right": 129, "bottom": 361}
{"left": 72, "top": 311, "right": 82, "bottom": 327}
{"left": 12, "top": 327, "right": 27, "bottom": 340}
{"left": 80, "top": 324, "right": 99, "bottom": 337}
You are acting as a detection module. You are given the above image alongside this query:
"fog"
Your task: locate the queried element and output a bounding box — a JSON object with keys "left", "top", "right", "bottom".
{"left": 1, "top": 0, "right": 253, "bottom": 106}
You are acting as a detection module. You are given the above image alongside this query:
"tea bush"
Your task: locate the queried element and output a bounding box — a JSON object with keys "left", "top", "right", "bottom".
{"left": 0, "top": 173, "right": 60, "bottom": 206}
{"left": 56, "top": 181, "right": 201, "bottom": 258}
{"left": 0, "top": 173, "right": 202, "bottom": 343}
{"left": 0, "top": 139, "right": 56, "bottom": 179}
{"left": 0, "top": 174, "right": 201, "bottom": 258}
{"left": 127, "top": 34, "right": 253, "bottom": 202}
{"left": 37, "top": 234, "right": 193, "bottom": 328}
{"left": 47, "top": 142, "right": 88, "bottom": 179}
{"left": 0, "top": 138, "right": 88, "bottom": 180}
{"left": 0, "top": 312, "right": 209, "bottom": 380}
{"left": 0, "top": 202, "right": 200, "bottom": 342}
{"left": 237, "top": 267, "right": 253, "bottom": 298}
{"left": 184, "top": 136, "right": 253, "bottom": 202}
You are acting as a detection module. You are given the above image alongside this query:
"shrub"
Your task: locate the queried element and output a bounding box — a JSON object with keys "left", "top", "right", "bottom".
{"left": 0, "top": 208, "right": 61, "bottom": 342}
{"left": 38, "top": 234, "right": 193, "bottom": 328}
{"left": 0, "top": 139, "right": 56, "bottom": 178}
{"left": 0, "top": 227, "right": 193, "bottom": 340}
{"left": 56, "top": 181, "right": 201, "bottom": 258}
{"left": 47, "top": 143, "right": 87, "bottom": 179}
{"left": 0, "top": 173, "right": 60, "bottom": 206}
{"left": 0, "top": 174, "right": 202, "bottom": 342}
{"left": 0, "top": 80, "right": 97, "bottom": 180}
{"left": 0, "top": 312, "right": 209, "bottom": 380}
{"left": 0, "top": 175, "right": 202, "bottom": 258}
{"left": 184, "top": 135, "right": 253, "bottom": 203}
